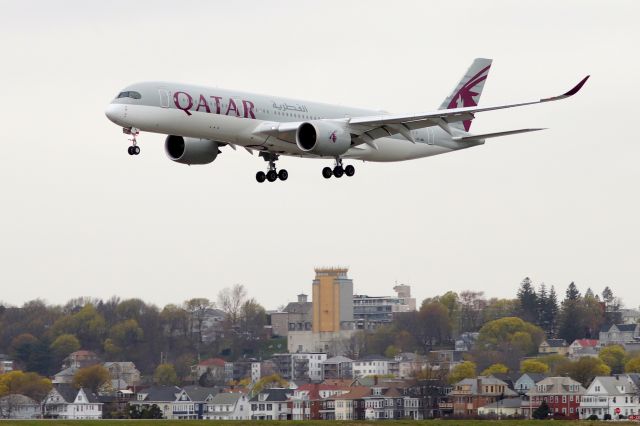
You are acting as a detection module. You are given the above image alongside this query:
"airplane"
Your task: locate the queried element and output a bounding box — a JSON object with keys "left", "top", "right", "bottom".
{"left": 105, "top": 58, "right": 588, "bottom": 183}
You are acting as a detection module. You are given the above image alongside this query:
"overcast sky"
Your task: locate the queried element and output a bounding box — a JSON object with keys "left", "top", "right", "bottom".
{"left": 1, "top": 0, "right": 638, "bottom": 310}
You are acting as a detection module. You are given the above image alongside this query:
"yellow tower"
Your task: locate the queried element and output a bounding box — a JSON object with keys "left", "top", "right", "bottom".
{"left": 312, "top": 267, "right": 353, "bottom": 333}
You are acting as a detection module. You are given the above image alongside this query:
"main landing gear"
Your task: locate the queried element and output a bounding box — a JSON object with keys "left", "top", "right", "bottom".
{"left": 322, "top": 158, "right": 355, "bottom": 179}
{"left": 256, "top": 152, "right": 288, "bottom": 183}
{"left": 124, "top": 127, "right": 141, "bottom": 156}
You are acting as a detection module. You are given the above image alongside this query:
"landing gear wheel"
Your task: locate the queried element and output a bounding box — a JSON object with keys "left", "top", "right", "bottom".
{"left": 345, "top": 164, "right": 355, "bottom": 177}
{"left": 322, "top": 167, "right": 333, "bottom": 179}
{"left": 133, "top": 145, "right": 140, "bottom": 155}
{"left": 333, "top": 166, "right": 344, "bottom": 178}
{"left": 256, "top": 171, "right": 266, "bottom": 183}
{"left": 278, "top": 169, "right": 288, "bottom": 181}
{"left": 266, "top": 170, "right": 278, "bottom": 182}
{"left": 127, "top": 146, "right": 134, "bottom": 155}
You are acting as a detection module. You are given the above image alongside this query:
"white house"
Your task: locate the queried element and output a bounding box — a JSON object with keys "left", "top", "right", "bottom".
{"left": 249, "top": 388, "right": 292, "bottom": 420}
{"left": 580, "top": 375, "right": 640, "bottom": 420}
{"left": 292, "top": 353, "right": 327, "bottom": 381}
{"left": 514, "top": 373, "right": 547, "bottom": 395}
{"left": 352, "top": 355, "right": 395, "bottom": 378}
{"left": 0, "top": 394, "right": 41, "bottom": 419}
{"left": 43, "top": 385, "right": 102, "bottom": 419}
{"left": 204, "top": 392, "right": 250, "bottom": 420}
{"left": 132, "top": 386, "right": 187, "bottom": 419}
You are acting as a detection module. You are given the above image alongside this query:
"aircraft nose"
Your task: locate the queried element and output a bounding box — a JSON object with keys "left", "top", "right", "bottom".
{"left": 105, "top": 104, "right": 124, "bottom": 124}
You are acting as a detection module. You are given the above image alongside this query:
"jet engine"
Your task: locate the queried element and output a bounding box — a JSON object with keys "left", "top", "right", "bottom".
{"left": 296, "top": 122, "right": 351, "bottom": 156}
{"left": 164, "top": 135, "right": 219, "bottom": 165}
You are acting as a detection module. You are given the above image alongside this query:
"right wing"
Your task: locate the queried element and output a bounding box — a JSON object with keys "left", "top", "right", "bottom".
{"left": 348, "top": 75, "right": 590, "bottom": 146}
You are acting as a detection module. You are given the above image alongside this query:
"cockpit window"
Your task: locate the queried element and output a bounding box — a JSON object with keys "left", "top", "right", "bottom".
{"left": 116, "top": 91, "right": 142, "bottom": 99}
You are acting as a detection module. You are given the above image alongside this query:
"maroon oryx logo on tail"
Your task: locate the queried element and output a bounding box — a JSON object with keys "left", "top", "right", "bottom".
{"left": 447, "top": 64, "right": 491, "bottom": 131}
{"left": 329, "top": 130, "right": 337, "bottom": 143}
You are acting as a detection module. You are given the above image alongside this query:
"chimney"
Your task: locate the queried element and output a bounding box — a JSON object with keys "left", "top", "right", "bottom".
{"left": 298, "top": 294, "right": 308, "bottom": 303}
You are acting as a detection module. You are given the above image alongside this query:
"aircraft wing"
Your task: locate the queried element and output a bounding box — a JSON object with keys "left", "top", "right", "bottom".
{"left": 347, "top": 76, "right": 589, "bottom": 146}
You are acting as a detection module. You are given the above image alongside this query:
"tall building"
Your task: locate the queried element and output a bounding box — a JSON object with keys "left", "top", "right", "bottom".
{"left": 312, "top": 268, "right": 354, "bottom": 333}
{"left": 269, "top": 294, "right": 313, "bottom": 338}
{"left": 288, "top": 268, "right": 356, "bottom": 355}
{"left": 353, "top": 284, "right": 416, "bottom": 329}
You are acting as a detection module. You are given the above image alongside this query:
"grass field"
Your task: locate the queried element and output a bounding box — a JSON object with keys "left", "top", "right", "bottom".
{"left": 0, "top": 421, "right": 609, "bottom": 426}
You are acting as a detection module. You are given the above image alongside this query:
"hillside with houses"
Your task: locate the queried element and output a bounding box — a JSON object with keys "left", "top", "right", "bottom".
{"left": 1, "top": 273, "right": 640, "bottom": 420}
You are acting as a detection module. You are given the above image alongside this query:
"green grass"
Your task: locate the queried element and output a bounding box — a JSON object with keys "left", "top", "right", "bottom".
{"left": 0, "top": 421, "right": 609, "bottom": 426}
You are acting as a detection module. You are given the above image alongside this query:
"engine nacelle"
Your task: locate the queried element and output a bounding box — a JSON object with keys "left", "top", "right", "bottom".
{"left": 296, "top": 122, "right": 351, "bottom": 156}
{"left": 164, "top": 135, "right": 219, "bottom": 165}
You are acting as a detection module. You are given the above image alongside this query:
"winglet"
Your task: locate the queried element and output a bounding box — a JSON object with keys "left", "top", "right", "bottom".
{"left": 542, "top": 75, "right": 590, "bottom": 102}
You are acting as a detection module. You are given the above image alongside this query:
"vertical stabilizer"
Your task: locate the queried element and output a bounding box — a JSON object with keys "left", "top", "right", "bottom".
{"left": 439, "top": 58, "right": 492, "bottom": 131}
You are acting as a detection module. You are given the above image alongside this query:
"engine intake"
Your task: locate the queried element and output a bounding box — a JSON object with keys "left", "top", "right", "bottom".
{"left": 296, "top": 122, "right": 350, "bottom": 156}
{"left": 164, "top": 135, "right": 219, "bottom": 165}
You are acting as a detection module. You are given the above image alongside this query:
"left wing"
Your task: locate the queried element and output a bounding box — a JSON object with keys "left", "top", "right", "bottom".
{"left": 348, "top": 75, "right": 589, "bottom": 146}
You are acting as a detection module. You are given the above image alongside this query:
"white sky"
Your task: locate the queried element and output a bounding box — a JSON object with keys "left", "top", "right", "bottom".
{"left": 0, "top": 0, "right": 638, "bottom": 310}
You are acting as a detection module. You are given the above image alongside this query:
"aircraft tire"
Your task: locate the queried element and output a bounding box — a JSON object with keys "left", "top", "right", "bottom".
{"left": 345, "top": 165, "right": 355, "bottom": 176}
{"left": 256, "top": 171, "right": 266, "bottom": 183}
{"left": 322, "top": 167, "right": 333, "bottom": 179}
{"left": 333, "top": 166, "right": 344, "bottom": 178}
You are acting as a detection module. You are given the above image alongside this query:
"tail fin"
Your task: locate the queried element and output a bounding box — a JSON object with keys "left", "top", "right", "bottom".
{"left": 439, "top": 58, "right": 492, "bottom": 131}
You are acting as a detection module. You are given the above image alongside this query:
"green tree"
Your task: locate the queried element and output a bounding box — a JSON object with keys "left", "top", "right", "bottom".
{"left": 449, "top": 361, "right": 477, "bottom": 384}
{"left": 476, "top": 317, "right": 545, "bottom": 355}
{"left": 252, "top": 374, "right": 288, "bottom": 394}
{"left": 51, "top": 304, "right": 106, "bottom": 348}
{"left": 599, "top": 345, "right": 627, "bottom": 374}
{"left": 533, "top": 400, "right": 550, "bottom": 419}
{"left": 0, "top": 371, "right": 52, "bottom": 400}
{"left": 558, "top": 282, "right": 584, "bottom": 342}
{"left": 481, "top": 363, "right": 509, "bottom": 376}
{"left": 418, "top": 301, "right": 452, "bottom": 349}
{"left": 50, "top": 334, "right": 81, "bottom": 362}
{"left": 520, "top": 359, "right": 550, "bottom": 374}
{"left": 73, "top": 364, "right": 110, "bottom": 393}
{"left": 154, "top": 363, "right": 178, "bottom": 386}
{"left": 537, "top": 354, "right": 571, "bottom": 375}
{"left": 625, "top": 356, "right": 640, "bottom": 373}
{"left": 384, "top": 345, "right": 400, "bottom": 359}
{"left": 556, "top": 357, "right": 610, "bottom": 387}
{"left": 517, "top": 277, "right": 538, "bottom": 323}
{"left": 105, "top": 319, "right": 144, "bottom": 357}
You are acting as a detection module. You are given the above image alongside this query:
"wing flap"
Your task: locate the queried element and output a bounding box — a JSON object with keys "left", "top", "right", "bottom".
{"left": 452, "top": 128, "right": 546, "bottom": 142}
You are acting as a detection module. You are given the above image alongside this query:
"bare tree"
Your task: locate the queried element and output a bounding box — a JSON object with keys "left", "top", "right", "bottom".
{"left": 183, "top": 298, "right": 214, "bottom": 343}
{"left": 217, "top": 284, "right": 247, "bottom": 328}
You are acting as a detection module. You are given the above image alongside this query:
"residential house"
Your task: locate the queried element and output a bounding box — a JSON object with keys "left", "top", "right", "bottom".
{"left": 63, "top": 350, "right": 100, "bottom": 369}
{"left": 600, "top": 324, "right": 640, "bottom": 346}
{"left": 249, "top": 388, "right": 293, "bottom": 420}
{"left": 449, "top": 376, "right": 517, "bottom": 416}
{"left": 0, "top": 394, "right": 41, "bottom": 419}
{"left": 352, "top": 355, "right": 398, "bottom": 378}
{"left": 182, "top": 386, "right": 219, "bottom": 419}
{"left": 194, "top": 308, "right": 226, "bottom": 343}
{"left": 333, "top": 386, "right": 370, "bottom": 420}
{"left": 204, "top": 392, "right": 250, "bottom": 420}
{"left": 569, "top": 339, "right": 599, "bottom": 356}
{"left": 192, "top": 358, "right": 226, "bottom": 383}
{"left": 538, "top": 339, "right": 569, "bottom": 356}
{"left": 406, "top": 379, "right": 453, "bottom": 419}
{"left": 395, "top": 353, "right": 427, "bottom": 379}
{"left": 0, "top": 355, "right": 13, "bottom": 374}
{"left": 579, "top": 375, "right": 640, "bottom": 420}
{"left": 131, "top": 386, "right": 186, "bottom": 419}
{"left": 455, "top": 332, "right": 479, "bottom": 352}
{"left": 621, "top": 309, "right": 640, "bottom": 325}
{"left": 272, "top": 353, "right": 327, "bottom": 381}
{"left": 427, "top": 350, "right": 464, "bottom": 372}
{"left": 491, "top": 373, "right": 520, "bottom": 392}
{"left": 43, "top": 384, "right": 102, "bottom": 419}
{"left": 478, "top": 398, "right": 524, "bottom": 417}
{"left": 52, "top": 366, "right": 77, "bottom": 384}
{"left": 322, "top": 356, "right": 353, "bottom": 380}
{"left": 514, "top": 373, "right": 546, "bottom": 395}
{"left": 290, "top": 383, "right": 350, "bottom": 420}
{"left": 364, "top": 386, "right": 405, "bottom": 420}
{"left": 525, "top": 376, "right": 585, "bottom": 419}
{"left": 103, "top": 361, "right": 141, "bottom": 387}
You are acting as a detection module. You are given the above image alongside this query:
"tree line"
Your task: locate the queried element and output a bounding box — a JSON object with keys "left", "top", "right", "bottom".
{"left": 0, "top": 284, "right": 267, "bottom": 378}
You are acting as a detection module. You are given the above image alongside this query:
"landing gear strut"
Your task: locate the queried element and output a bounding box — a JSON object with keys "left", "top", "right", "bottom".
{"left": 322, "top": 158, "right": 355, "bottom": 179}
{"left": 256, "top": 152, "right": 288, "bottom": 183}
{"left": 124, "top": 127, "right": 141, "bottom": 156}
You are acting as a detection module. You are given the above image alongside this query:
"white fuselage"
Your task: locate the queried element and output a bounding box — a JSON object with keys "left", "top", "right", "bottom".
{"left": 105, "top": 81, "right": 478, "bottom": 162}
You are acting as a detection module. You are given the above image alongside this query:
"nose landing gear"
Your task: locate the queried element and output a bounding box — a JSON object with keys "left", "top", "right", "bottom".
{"left": 124, "top": 127, "right": 141, "bottom": 156}
{"left": 256, "top": 152, "right": 288, "bottom": 183}
{"left": 322, "top": 158, "right": 355, "bottom": 179}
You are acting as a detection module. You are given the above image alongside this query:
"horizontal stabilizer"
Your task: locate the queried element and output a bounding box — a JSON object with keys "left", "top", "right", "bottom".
{"left": 452, "top": 128, "right": 545, "bottom": 142}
